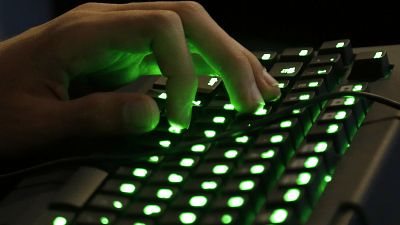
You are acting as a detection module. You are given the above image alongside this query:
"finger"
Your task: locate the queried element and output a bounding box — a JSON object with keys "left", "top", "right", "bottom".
{"left": 56, "top": 10, "right": 197, "bottom": 128}
{"left": 63, "top": 92, "right": 160, "bottom": 136}
{"left": 76, "top": 2, "right": 265, "bottom": 112}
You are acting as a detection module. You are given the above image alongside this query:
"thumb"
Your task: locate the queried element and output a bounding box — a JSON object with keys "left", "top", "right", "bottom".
{"left": 64, "top": 92, "right": 160, "bottom": 136}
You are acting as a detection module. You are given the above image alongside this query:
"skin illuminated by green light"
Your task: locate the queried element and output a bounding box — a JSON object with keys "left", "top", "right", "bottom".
{"left": 304, "top": 157, "right": 319, "bottom": 168}
{"left": 283, "top": 188, "right": 300, "bottom": 202}
{"left": 168, "top": 125, "right": 182, "bottom": 134}
{"left": 168, "top": 173, "right": 183, "bottom": 183}
{"left": 133, "top": 168, "right": 148, "bottom": 178}
{"left": 224, "top": 149, "right": 238, "bottom": 159}
{"left": 280, "top": 120, "right": 292, "bottom": 128}
{"left": 119, "top": 183, "right": 136, "bottom": 194}
{"left": 261, "top": 149, "right": 275, "bottom": 159}
{"left": 180, "top": 158, "right": 195, "bottom": 167}
{"left": 191, "top": 144, "right": 206, "bottom": 152}
{"left": 159, "top": 140, "right": 171, "bottom": 148}
{"left": 221, "top": 214, "right": 233, "bottom": 224}
{"left": 239, "top": 180, "right": 255, "bottom": 191}
{"left": 53, "top": 217, "right": 67, "bottom": 225}
{"left": 157, "top": 188, "right": 173, "bottom": 199}
{"left": 270, "top": 135, "right": 283, "bottom": 143}
{"left": 235, "top": 136, "right": 249, "bottom": 143}
{"left": 204, "top": 130, "right": 216, "bottom": 138}
{"left": 179, "top": 212, "right": 197, "bottom": 224}
{"left": 227, "top": 196, "right": 245, "bottom": 208}
{"left": 334, "top": 111, "right": 347, "bottom": 120}
{"left": 201, "top": 181, "right": 218, "bottom": 190}
{"left": 297, "top": 172, "right": 311, "bottom": 185}
{"left": 269, "top": 209, "right": 288, "bottom": 223}
{"left": 299, "top": 94, "right": 310, "bottom": 100}
{"left": 326, "top": 124, "right": 339, "bottom": 133}
{"left": 113, "top": 201, "right": 123, "bottom": 209}
{"left": 213, "top": 165, "right": 229, "bottom": 175}
{"left": 223, "top": 103, "right": 235, "bottom": 110}
{"left": 100, "top": 217, "right": 109, "bottom": 225}
{"left": 314, "top": 142, "right": 328, "bottom": 152}
{"left": 143, "top": 205, "right": 161, "bottom": 216}
{"left": 213, "top": 116, "right": 226, "bottom": 123}
{"left": 189, "top": 196, "right": 208, "bottom": 207}
{"left": 344, "top": 96, "right": 355, "bottom": 105}
{"left": 250, "top": 164, "right": 265, "bottom": 174}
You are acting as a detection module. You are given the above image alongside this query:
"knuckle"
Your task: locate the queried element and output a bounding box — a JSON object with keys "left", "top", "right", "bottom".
{"left": 175, "top": 1, "right": 206, "bottom": 15}
{"left": 144, "top": 10, "right": 182, "bottom": 33}
{"left": 74, "top": 2, "right": 101, "bottom": 11}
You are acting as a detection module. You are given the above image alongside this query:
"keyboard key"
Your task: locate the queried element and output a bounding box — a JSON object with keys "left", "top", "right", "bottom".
{"left": 149, "top": 170, "right": 189, "bottom": 185}
{"left": 101, "top": 179, "right": 141, "bottom": 195}
{"left": 158, "top": 210, "right": 200, "bottom": 225}
{"left": 210, "top": 194, "right": 250, "bottom": 211}
{"left": 292, "top": 78, "right": 327, "bottom": 94}
{"left": 126, "top": 202, "right": 167, "bottom": 218}
{"left": 194, "top": 162, "right": 234, "bottom": 177}
{"left": 183, "top": 178, "right": 223, "bottom": 192}
{"left": 269, "top": 62, "right": 303, "bottom": 78}
{"left": 266, "top": 187, "right": 310, "bottom": 216}
{"left": 204, "top": 146, "right": 244, "bottom": 161}
{"left": 76, "top": 211, "right": 116, "bottom": 225}
{"left": 222, "top": 178, "right": 261, "bottom": 193}
{"left": 137, "top": 186, "right": 178, "bottom": 201}
{"left": 199, "top": 212, "right": 240, "bottom": 225}
{"left": 115, "top": 166, "right": 152, "bottom": 179}
{"left": 254, "top": 208, "right": 296, "bottom": 225}
{"left": 33, "top": 211, "right": 75, "bottom": 225}
{"left": 349, "top": 50, "right": 392, "bottom": 81}
{"left": 280, "top": 47, "right": 314, "bottom": 62}
{"left": 319, "top": 39, "right": 354, "bottom": 65}
{"left": 115, "top": 219, "right": 154, "bottom": 225}
{"left": 309, "top": 53, "right": 344, "bottom": 72}
{"left": 170, "top": 193, "right": 213, "bottom": 208}
{"left": 301, "top": 66, "right": 337, "bottom": 90}
{"left": 297, "top": 141, "right": 339, "bottom": 168}
{"left": 307, "top": 123, "right": 349, "bottom": 151}
{"left": 254, "top": 51, "right": 278, "bottom": 69}
{"left": 88, "top": 194, "right": 129, "bottom": 211}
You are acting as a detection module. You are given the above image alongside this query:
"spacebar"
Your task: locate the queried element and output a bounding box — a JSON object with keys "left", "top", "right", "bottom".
{"left": 50, "top": 167, "right": 108, "bottom": 209}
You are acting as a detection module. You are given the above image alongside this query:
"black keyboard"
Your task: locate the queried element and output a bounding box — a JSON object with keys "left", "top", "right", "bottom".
{"left": 1, "top": 39, "right": 400, "bottom": 225}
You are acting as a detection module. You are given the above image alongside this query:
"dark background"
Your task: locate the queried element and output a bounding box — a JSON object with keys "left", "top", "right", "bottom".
{"left": 53, "top": 0, "right": 400, "bottom": 50}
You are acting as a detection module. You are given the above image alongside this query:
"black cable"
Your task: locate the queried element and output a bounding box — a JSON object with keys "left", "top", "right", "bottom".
{"left": 1, "top": 91, "right": 399, "bottom": 180}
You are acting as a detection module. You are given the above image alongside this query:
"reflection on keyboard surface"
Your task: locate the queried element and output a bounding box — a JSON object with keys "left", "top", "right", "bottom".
{"left": 49, "top": 39, "right": 392, "bottom": 225}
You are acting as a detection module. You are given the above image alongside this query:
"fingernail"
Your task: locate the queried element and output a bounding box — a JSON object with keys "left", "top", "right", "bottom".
{"left": 263, "top": 67, "right": 279, "bottom": 86}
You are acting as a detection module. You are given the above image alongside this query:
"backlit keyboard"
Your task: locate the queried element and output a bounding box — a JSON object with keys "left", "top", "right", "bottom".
{"left": 1, "top": 39, "right": 397, "bottom": 225}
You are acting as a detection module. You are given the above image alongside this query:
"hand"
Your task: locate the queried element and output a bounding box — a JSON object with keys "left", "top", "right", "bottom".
{"left": 0, "top": 1, "right": 280, "bottom": 158}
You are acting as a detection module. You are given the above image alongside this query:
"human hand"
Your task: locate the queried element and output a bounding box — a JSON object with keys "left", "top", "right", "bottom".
{"left": 0, "top": 1, "right": 280, "bottom": 157}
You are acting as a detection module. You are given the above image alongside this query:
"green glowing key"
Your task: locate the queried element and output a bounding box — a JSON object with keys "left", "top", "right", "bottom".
{"left": 221, "top": 214, "right": 233, "bottom": 224}
{"left": 326, "top": 124, "right": 339, "bottom": 133}
{"left": 119, "top": 183, "right": 136, "bottom": 194}
{"left": 180, "top": 158, "right": 195, "bottom": 167}
{"left": 189, "top": 196, "right": 208, "bottom": 207}
{"left": 148, "top": 156, "right": 160, "bottom": 163}
{"left": 143, "top": 205, "right": 161, "bottom": 216}
{"left": 352, "top": 84, "right": 363, "bottom": 91}
{"left": 336, "top": 42, "right": 345, "bottom": 48}
{"left": 297, "top": 172, "right": 311, "bottom": 185}
{"left": 299, "top": 94, "right": 310, "bottom": 100}
{"left": 53, "top": 217, "right": 67, "bottom": 225}
{"left": 250, "top": 164, "right": 265, "bottom": 174}
{"left": 261, "top": 149, "right": 275, "bottom": 159}
{"left": 204, "top": 130, "right": 216, "bottom": 138}
{"left": 374, "top": 51, "right": 383, "bottom": 58}
{"left": 227, "top": 196, "right": 245, "bottom": 208}
{"left": 270, "top": 135, "right": 284, "bottom": 143}
{"left": 191, "top": 144, "right": 206, "bottom": 152}
{"left": 100, "top": 217, "right": 109, "bottom": 225}
{"left": 325, "top": 175, "right": 332, "bottom": 182}
{"left": 224, "top": 149, "right": 238, "bottom": 159}
{"left": 159, "top": 140, "right": 171, "bottom": 148}
{"left": 254, "top": 106, "right": 268, "bottom": 115}
{"left": 213, "top": 116, "right": 226, "bottom": 123}
{"left": 235, "top": 135, "right": 249, "bottom": 143}
{"left": 168, "top": 173, "right": 184, "bottom": 183}
{"left": 132, "top": 168, "right": 148, "bottom": 178}
{"left": 239, "top": 180, "right": 255, "bottom": 191}
{"left": 299, "top": 49, "right": 308, "bottom": 56}
{"left": 223, "top": 103, "right": 235, "bottom": 110}
{"left": 158, "top": 93, "right": 167, "bottom": 99}
{"left": 179, "top": 212, "right": 197, "bottom": 224}
{"left": 113, "top": 200, "right": 123, "bottom": 209}
{"left": 283, "top": 188, "right": 300, "bottom": 202}
{"left": 201, "top": 181, "right": 218, "bottom": 190}
{"left": 213, "top": 165, "right": 229, "bottom": 175}
{"left": 168, "top": 125, "right": 182, "bottom": 134}
{"left": 334, "top": 111, "right": 347, "bottom": 120}
{"left": 157, "top": 188, "right": 173, "bottom": 199}
{"left": 280, "top": 120, "right": 292, "bottom": 128}
{"left": 304, "top": 157, "right": 319, "bottom": 168}
{"left": 314, "top": 141, "right": 328, "bottom": 152}
{"left": 308, "top": 81, "right": 319, "bottom": 87}
{"left": 344, "top": 96, "right": 355, "bottom": 105}
{"left": 269, "top": 209, "right": 288, "bottom": 223}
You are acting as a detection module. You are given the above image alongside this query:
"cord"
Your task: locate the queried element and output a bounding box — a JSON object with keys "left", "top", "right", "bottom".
{"left": 1, "top": 91, "right": 399, "bottom": 180}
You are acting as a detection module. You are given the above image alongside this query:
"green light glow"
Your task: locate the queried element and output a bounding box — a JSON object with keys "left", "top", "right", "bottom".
{"left": 221, "top": 214, "right": 233, "bottom": 224}
{"left": 374, "top": 51, "right": 383, "bottom": 58}
{"left": 270, "top": 135, "right": 284, "bottom": 143}
{"left": 223, "top": 103, "right": 235, "bottom": 110}
{"left": 299, "top": 94, "right": 310, "bottom": 100}
{"left": 168, "top": 125, "right": 182, "bottom": 134}
{"left": 191, "top": 144, "right": 206, "bottom": 152}
{"left": 261, "top": 149, "right": 275, "bottom": 158}
{"left": 192, "top": 100, "right": 201, "bottom": 106}
{"left": 179, "top": 212, "right": 197, "bottom": 224}
{"left": 336, "top": 42, "right": 345, "bottom": 48}
{"left": 330, "top": 57, "right": 335, "bottom": 61}
{"left": 317, "top": 69, "right": 327, "bottom": 74}
{"left": 325, "top": 175, "right": 332, "bottom": 182}
{"left": 239, "top": 180, "right": 255, "bottom": 191}
{"left": 314, "top": 142, "right": 328, "bottom": 152}
{"left": 304, "top": 157, "right": 319, "bottom": 168}
{"left": 344, "top": 96, "right": 355, "bottom": 105}
{"left": 280, "top": 120, "right": 292, "bottom": 128}
{"left": 113, "top": 201, "right": 123, "bottom": 209}
{"left": 250, "top": 164, "right": 265, "bottom": 174}
{"left": 189, "top": 196, "right": 208, "bottom": 207}
{"left": 292, "top": 109, "right": 301, "bottom": 114}
{"left": 159, "top": 140, "right": 171, "bottom": 148}
{"left": 180, "top": 158, "right": 195, "bottom": 167}
{"left": 278, "top": 82, "right": 285, "bottom": 88}
{"left": 213, "top": 116, "right": 226, "bottom": 123}
{"left": 227, "top": 196, "right": 244, "bottom": 208}
{"left": 208, "top": 77, "right": 219, "bottom": 86}
{"left": 100, "top": 217, "right": 109, "bottom": 225}
{"left": 283, "top": 189, "right": 300, "bottom": 202}
{"left": 261, "top": 53, "right": 271, "bottom": 60}
{"left": 352, "top": 84, "right": 363, "bottom": 91}
{"left": 326, "top": 124, "right": 339, "bottom": 133}
{"left": 299, "top": 49, "right": 308, "bottom": 56}
{"left": 143, "top": 205, "right": 161, "bottom": 216}
{"left": 53, "top": 217, "right": 67, "bottom": 225}
{"left": 158, "top": 93, "right": 167, "bottom": 99}
{"left": 235, "top": 136, "right": 249, "bottom": 143}
{"left": 204, "top": 130, "right": 216, "bottom": 138}
{"left": 281, "top": 67, "right": 296, "bottom": 74}
{"left": 224, "top": 149, "right": 238, "bottom": 159}
{"left": 201, "top": 181, "right": 218, "bottom": 190}
{"left": 297, "top": 172, "right": 311, "bottom": 185}
{"left": 119, "top": 183, "right": 136, "bottom": 194}
{"left": 168, "top": 173, "right": 184, "bottom": 183}
{"left": 148, "top": 156, "right": 160, "bottom": 163}
{"left": 254, "top": 106, "right": 268, "bottom": 115}
{"left": 270, "top": 209, "right": 288, "bottom": 223}
{"left": 308, "top": 81, "right": 319, "bottom": 87}
{"left": 157, "top": 188, "right": 173, "bottom": 199}
{"left": 134, "top": 223, "right": 146, "bottom": 225}
{"left": 334, "top": 111, "right": 347, "bottom": 120}
{"left": 133, "top": 168, "right": 148, "bottom": 178}
{"left": 213, "top": 165, "right": 229, "bottom": 175}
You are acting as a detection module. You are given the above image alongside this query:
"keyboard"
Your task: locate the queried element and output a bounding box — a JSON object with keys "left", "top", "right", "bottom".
{"left": 1, "top": 39, "right": 400, "bottom": 225}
